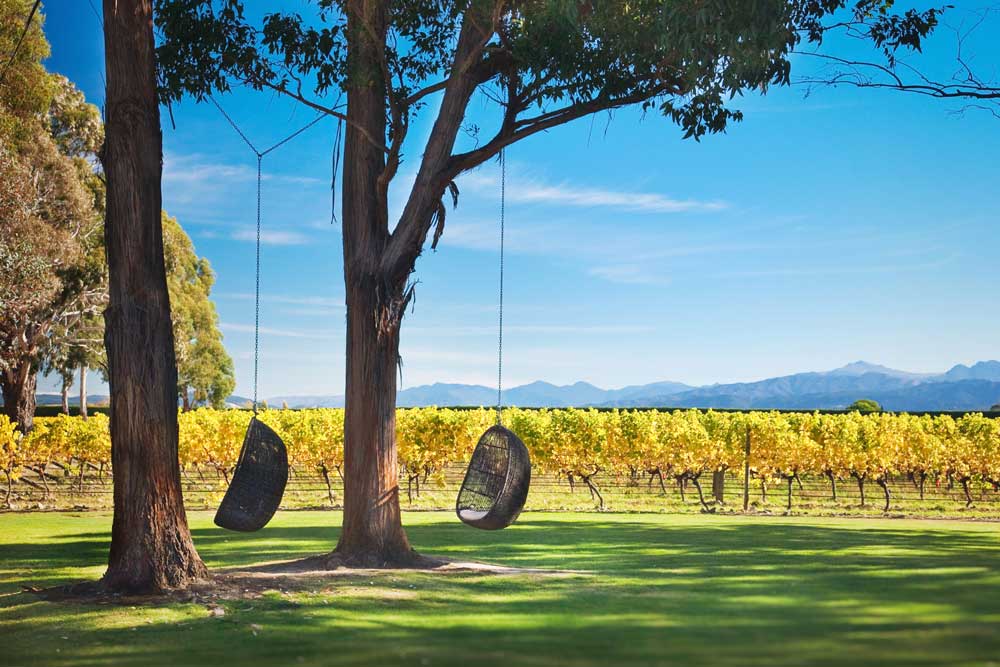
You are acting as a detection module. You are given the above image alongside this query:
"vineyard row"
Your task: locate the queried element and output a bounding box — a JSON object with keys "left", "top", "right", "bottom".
{"left": 2, "top": 408, "right": 998, "bottom": 512}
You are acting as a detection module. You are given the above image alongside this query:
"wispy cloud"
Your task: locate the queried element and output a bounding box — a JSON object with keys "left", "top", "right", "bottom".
{"left": 460, "top": 171, "right": 726, "bottom": 213}
{"left": 405, "top": 324, "right": 655, "bottom": 336}
{"left": 220, "top": 322, "right": 342, "bottom": 340}
{"left": 230, "top": 227, "right": 311, "bottom": 246}
{"left": 588, "top": 264, "right": 671, "bottom": 285}
{"left": 217, "top": 293, "right": 343, "bottom": 307}
{"left": 716, "top": 254, "right": 959, "bottom": 279}
{"left": 163, "top": 152, "right": 323, "bottom": 188}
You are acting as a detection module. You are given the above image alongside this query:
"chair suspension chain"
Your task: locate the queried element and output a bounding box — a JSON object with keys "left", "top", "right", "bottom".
{"left": 497, "top": 148, "right": 506, "bottom": 425}
{"left": 208, "top": 95, "right": 329, "bottom": 415}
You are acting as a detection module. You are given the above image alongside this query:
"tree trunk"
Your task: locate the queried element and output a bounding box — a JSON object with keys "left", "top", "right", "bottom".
{"left": 332, "top": 277, "right": 414, "bottom": 566}
{"left": 742, "top": 428, "right": 751, "bottom": 511}
{"left": 582, "top": 473, "right": 605, "bottom": 510}
{"left": 181, "top": 387, "right": 190, "bottom": 412}
{"left": 691, "top": 474, "right": 709, "bottom": 511}
{"left": 79, "top": 364, "right": 88, "bottom": 419}
{"left": 100, "top": 0, "right": 206, "bottom": 593}
{"left": 876, "top": 476, "right": 890, "bottom": 512}
{"left": 653, "top": 469, "right": 667, "bottom": 494}
{"left": 328, "top": 2, "right": 421, "bottom": 568}
{"left": 320, "top": 464, "right": 335, "bottom": 504}
{"left": 961, "top": 477, "right": 973, "bottom": 507}
{"left": 712, "top": 469, "right": 725, "bottom": 504}
{"left": 1, "top": 360, "right": 37, "bottom": 433}
{"left": 60, "top": 378, "right": 70, "bottom": 414}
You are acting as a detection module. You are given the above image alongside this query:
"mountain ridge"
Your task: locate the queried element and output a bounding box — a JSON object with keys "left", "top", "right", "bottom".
{"left": 264, "top": 360, "right": 1000, "bottom": 411}
{"left": 17, "top": 360, "right": 1000, "bottom": 411}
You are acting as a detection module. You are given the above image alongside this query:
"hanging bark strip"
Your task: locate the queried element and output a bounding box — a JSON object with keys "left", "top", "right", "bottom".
{"left": 100, "top": 0, "right": 206, "bottom": 593}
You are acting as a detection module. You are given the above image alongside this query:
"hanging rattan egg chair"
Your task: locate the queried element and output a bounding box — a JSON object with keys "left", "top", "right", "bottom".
{"left": 456, "top": 424, "right": 531, "bottom": 530}
{"left": 214, "top": 417, "right": 289, "bottom": 532}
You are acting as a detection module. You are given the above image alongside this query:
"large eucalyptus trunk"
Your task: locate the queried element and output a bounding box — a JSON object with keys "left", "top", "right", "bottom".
{"left": 333, "top": 277, "right": 414, "bottom": 565}
{"left": 1, "top": 360, "right": 36, "bottom": 433}
{"left": 101, "top": 0, "right": 206, "bottom": 593}
{"left": 330, "top": 2, "right": 417, "bottom": 567}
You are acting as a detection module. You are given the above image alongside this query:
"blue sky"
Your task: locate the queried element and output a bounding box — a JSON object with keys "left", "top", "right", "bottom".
{"left": 39, "top": 2, "right": 999, "bottom": 397}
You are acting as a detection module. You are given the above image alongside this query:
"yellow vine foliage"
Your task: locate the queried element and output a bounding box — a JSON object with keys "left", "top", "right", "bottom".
{"left": 1, "top": 409, "right": 997, "bottom": 489}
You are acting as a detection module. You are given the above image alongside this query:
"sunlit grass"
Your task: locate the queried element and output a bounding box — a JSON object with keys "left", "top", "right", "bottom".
{"left": 2, "top": 511, "right": 1000, "bottom": 666}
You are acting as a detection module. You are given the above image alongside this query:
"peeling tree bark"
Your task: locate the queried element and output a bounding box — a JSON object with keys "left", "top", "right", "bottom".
{"left": 100, "top": 0, "right": 206, "bottom": 593}
{"left": 1, "top": 360, "right": 37, "bottom": 433}
{"left": 60, "top": 379, "right": 70, "bottom": 414}
{"left": 79, "top": 364, "right": 88, "bottom": 419}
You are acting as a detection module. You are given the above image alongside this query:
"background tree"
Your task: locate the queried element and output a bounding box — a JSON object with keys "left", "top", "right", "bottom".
{"left": 101, "top": 0, "right": 206, "bottom": 592}
{"left": 848, "top": 399, "right": 883, "bottom": 413}
{"left": 0, "top": 63, "right": 104, "bottom": 433}
{"left": 162, "top": 211, "right": 235, "bottom": 410}
{"left": 0, "top": 7, "right": 106, "bottom": 432}
{"left": 155, "top": 0, "right": 941, "bottom": 566}
{"left": 45, "top": 75, "right": 109, "bottom": 419}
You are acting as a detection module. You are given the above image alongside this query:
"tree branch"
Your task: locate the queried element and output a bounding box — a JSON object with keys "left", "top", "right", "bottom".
{"left": 446, "top": 83, "right": 677, "bottom": 183}
{"left": 379, "top": 1, "right": 503, "bottom": 282}
{"left": 249, "top": 76, "right": 391, "bottom": 154}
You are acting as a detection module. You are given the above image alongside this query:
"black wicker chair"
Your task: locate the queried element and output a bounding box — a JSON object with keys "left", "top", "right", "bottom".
{"left": 214, "top": 417, "right": 289, "bottom": 532}
{"left": 456, "top": 425, "right": 531, "bottom": 530}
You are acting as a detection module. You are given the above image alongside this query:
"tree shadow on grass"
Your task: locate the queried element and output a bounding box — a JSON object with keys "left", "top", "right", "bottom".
{"left": 3, "top": 516, "right": 1000, "bottom": 667}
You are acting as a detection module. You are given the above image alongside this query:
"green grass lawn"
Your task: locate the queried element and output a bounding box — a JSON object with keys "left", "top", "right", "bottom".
{"left": 2, "top": 511, "right": 999, "bottom": 667}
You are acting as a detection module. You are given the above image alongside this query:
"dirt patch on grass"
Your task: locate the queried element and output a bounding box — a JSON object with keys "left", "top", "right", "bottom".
{"left": 26, "top": 555, "right": 588, "bottom": 606}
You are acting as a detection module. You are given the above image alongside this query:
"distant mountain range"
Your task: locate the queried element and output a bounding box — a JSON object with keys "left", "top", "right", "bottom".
{"left": 19, "top": 361, "right": 1000, "bottom": 412}
{"left": 260, "top": 361, "right": 1000, "bottom": 411}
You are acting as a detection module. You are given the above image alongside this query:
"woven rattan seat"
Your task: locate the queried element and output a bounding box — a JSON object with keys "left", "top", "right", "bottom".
{"left": 456, "top": 425, "right": 531, "bottom": 530}
{"left": 214, "top": 417, "right": 288, "bottom": 532}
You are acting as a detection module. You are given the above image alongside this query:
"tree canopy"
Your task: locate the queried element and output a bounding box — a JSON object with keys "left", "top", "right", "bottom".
{"left": 848, "top": 399, "right": 883, "bottom": 413}
{"left": 162, "top": 212, "right": 235, "bottom": 409}
{"left": 156, "top": 0, "right": 942, "bottom": 280}
{"left": 0, "top": 3, "right": 105, "bottom": 431}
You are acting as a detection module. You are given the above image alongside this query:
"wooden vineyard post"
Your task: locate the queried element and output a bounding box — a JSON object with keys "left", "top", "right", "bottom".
{"left": 712, "top": 470, "right": 725, "bottom": 504}
{"left": 743, "top": 426, "right": 751, "bottom": 512}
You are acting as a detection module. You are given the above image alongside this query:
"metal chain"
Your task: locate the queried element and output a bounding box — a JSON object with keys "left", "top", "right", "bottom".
{"left": 207, "top": 95, "right": 329, "bottom": 416}
{"left": 253, "top": 155, "right": 262, "bottom": 415}
{"left": 496, "top": 149, "right": 506, "bottom": 425}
